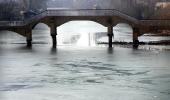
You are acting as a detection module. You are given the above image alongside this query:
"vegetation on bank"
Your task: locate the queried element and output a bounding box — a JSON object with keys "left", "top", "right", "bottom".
{"left": 0, "top": 0, "right": 46, "bottom": 21}
{"left": 1, "top": 0, "right": 170, "bottom": 21}
{"left": 98, "top": 40, "right": 170, "bottom": 45}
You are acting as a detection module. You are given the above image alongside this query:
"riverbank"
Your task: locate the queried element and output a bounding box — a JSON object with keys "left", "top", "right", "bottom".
{"left": 98, "top": 40, "right": 170, "bottom": 45}
{"left": 98, "top": 41, "right": 170, "bottom": 51}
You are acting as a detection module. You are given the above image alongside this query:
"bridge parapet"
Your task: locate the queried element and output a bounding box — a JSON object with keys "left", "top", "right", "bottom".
{"left": 0, "top": 21, "right": 24, "bottom": 27}
{"left": 0, "top": 0, "right": 139, "bottom": 21}
{"left": 0, "top": 9, "right": 139, "bottom": 27}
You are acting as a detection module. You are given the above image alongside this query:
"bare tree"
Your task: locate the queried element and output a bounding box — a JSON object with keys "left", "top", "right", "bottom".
{"left": 0, "top": 0, "right": 48, "bottom": 21}
{"left": 0, "top": 0, "right": 22, "bottom": 21}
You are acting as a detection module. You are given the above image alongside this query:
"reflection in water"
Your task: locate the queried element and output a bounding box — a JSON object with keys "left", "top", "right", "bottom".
{"left": 133, "top": 44, "right": 139, "bottom": 49}
{"left": 107, "top": 47, "right": 114, "bottom": 54}
{"left": 50, "top": 47, "right": 57, "bottom": 55}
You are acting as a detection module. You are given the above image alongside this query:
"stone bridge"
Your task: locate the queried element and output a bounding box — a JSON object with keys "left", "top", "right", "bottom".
{"left": 0, "top": 0, "right": 170, "bottom": 48}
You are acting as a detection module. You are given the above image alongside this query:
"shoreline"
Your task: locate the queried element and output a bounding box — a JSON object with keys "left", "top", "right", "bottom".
{"left": 98, "top": 40, "right": 170, "bottom": 45}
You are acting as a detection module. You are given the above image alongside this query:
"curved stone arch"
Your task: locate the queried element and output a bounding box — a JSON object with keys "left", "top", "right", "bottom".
{"left": 114, "top": 22, "right": 140, "bottom": 46}
{"left": 31, "top": 22, "right": 50, "bottom": 30}
{"left": 114, "top": 22, "right": 143, "bottom": 36}
{"left": 56, "top": 18, "right": 108, "bottom": 27}
{"left": 57, "top": 20, "right": 108, "bottom": 43}
{"left": 86, "top": 19, "right": 109, "bottom": 27}
{"left": 113, "top": 23, "right": 133, "bottom": 42}
{"left": 56, "top": 20, "right": 108, "bottom": 46}
{"left": 57, "top": 19, "right": 106, "bottom": 27}
{"left": 114, "top": 18, "right": 137, "bottom": 28}
{"left": 57, "top": 20, "right": 107, "bottom": 33}
{"left": 114, "top": 22, "right": 133, "bottom": 33}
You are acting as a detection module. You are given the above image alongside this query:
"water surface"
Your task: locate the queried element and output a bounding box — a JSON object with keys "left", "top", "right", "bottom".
{"left": 0, "top": 43, "right": 170, "bottom": 100}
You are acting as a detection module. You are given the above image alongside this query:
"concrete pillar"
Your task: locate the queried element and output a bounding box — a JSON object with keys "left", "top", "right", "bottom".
{"left": 50, "top": 24, "right": 57, "bottom": 47}
{"left": 133, "top": 28, "right": 139, "bottom": 48}
{"left": 107, "top": 25, "right": 114, "bottom": 48}
{"left": 26, "top": 29, "right": 32, "bottom": 47}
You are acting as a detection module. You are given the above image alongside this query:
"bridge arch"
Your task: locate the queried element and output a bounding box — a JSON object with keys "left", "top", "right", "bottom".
{"left": 113, "top": 23, "right": 133, "bottom": 42}
{"left": 114, "top": 23, "right": 133, "bottom": 33}
{"left": 57, "top": 20, "right": 107, "bottom": 36}
{"left": 57, "top": 20, "right": 107, "bottom": 46}
{"left": 32, "top": 22, "right": 50, "bottom": 30}
{"left": 57, "top": 19, "right": 108, "bottom": 28}
{"left": 31, "top": 23, "right": 53, "bottom": 45}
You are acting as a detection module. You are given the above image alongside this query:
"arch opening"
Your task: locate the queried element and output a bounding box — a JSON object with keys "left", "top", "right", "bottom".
{"left": 113, "top": 23, "right": 133, "bottom": 43}
{"left": 32, "top": 23, "right": 50, "bottom": 30}
{"left": 32, "top": 23, "right": 51, "bottom": 44}
{"left": 57, "top": 20, "right": 107, "bottom": 47}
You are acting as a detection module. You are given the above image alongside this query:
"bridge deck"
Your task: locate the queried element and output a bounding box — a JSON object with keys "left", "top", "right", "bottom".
{"left": 0, "top": 9, "right": 170, "bottom": 28}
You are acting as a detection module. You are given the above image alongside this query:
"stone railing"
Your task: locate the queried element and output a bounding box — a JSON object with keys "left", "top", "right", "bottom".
{"left": 0, "top": 9, "right": 139, "bottom": 27}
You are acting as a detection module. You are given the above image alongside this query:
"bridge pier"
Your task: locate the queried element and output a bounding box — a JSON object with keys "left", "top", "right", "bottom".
{"left": 26, "top": 30, "right": 32, "bottom": 47}
{"left": 133, "top": 28, "right": 139, "bottom": 48}
{"left": 107, "top": 25, "right": 114, "bottom": 48}
{"left": 50, "top": 24, "right": 57, "bottom": 48}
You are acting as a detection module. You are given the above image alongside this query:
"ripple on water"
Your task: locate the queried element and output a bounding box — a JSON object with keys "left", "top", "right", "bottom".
{"left": 161, "top": 89, "right": 170, "bottom": 95}
{"left": 138, "top": 79, "right": 155, "bottom": 85}
{"left": 38, "top": 61, "right": 151, "bottom": 86}
{"left": 0, "top": 84, "right": 43, "bottom": 91}
{"left": 86, "top": 61, "right": 102, "bottom": 65}
{"left": 102, "top": 63, "right": 116, "bottom": 67}
{"left": 54, "top": 61, "right": 150, "bottom": 77}
{"left": 32, "top": 63, "right": 44, "bottom": 67}
{"left": 0, "top": 85, "right": 27, "bottom": 91}
{"left": 85, "top": 79, "right": 103, "bottom": 84}
{"left": 66, "top": 63, "right": 79, "bottom": 67}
